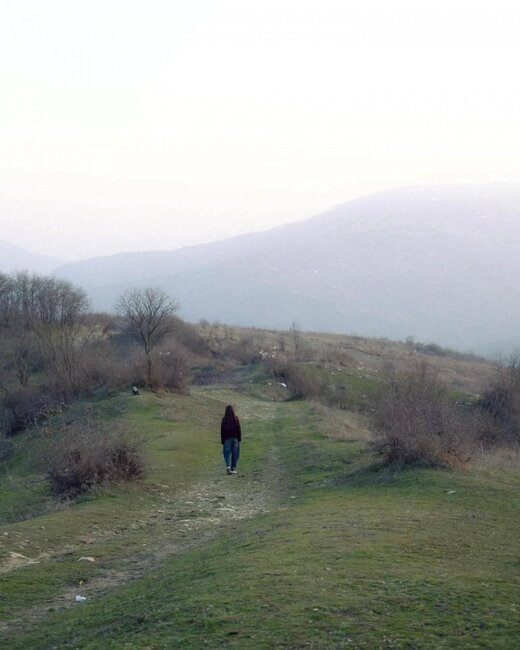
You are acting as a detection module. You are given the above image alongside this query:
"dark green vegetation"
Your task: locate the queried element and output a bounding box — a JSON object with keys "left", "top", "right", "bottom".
{"left": 1, "top": 380, "right": 519, "bottom": 649}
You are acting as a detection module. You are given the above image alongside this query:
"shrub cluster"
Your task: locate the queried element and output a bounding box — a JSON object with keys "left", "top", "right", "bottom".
{"left": 0, "top": 273, "right": 207, "bottom": 437}
{"left": 404, "top": 337, "right": 484, "bottom": 362}
{"left": 148, "top": 342, "right": 192, "bottom": 392}
{"left": 370, "top": 363, "right": 475, "bottom": 467}
{"left": 41, "top": 420, "right": 146, "bottom": 499}
{"left": 479, "top": 354, "right": 520, "bottom": 445}
{"left": 264, "top": 354, "right": 322, "bottom": 400}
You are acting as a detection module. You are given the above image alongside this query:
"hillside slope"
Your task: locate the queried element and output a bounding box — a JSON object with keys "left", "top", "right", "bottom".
{"left": 56, "top": 183, "right": 520, "bottom": 352}
{"left": 1, "top": 384, "right": 518, "bottom": 649}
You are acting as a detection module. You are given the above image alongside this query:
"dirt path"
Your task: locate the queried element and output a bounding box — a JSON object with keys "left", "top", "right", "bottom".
{"left": 1, "top": 444, "right": 286, "bottom": 635}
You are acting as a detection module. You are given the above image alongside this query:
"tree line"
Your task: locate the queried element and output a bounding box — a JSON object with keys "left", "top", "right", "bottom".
{"left": 0, "top": 271, "right": 205, "bottom": 438}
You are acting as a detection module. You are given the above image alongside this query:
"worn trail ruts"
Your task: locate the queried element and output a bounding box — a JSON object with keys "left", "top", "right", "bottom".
{"left": 1, "top": 443, "right": 286, "bottom": 636}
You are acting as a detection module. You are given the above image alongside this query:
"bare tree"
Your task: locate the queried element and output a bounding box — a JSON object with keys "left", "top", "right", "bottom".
{"left": 116, "top": 288, "right": 180, "bottom": 387}
{"left": 290, "top": 321, "right": 301, "bottom": 358}
{"left": 29, "top": 278, "right": 91, "bottom": 397}
{"left": 5, "top": 330, "right": 40, "bottom": 387}
{"left": 480, "top": 352, "right": 520, "bottom": 442}
{"left": 0, "top": 273, "right": 91, "bottom": 396}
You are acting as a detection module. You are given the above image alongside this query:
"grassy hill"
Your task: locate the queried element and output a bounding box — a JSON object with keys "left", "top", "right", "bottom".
{"left": 1, "top": 365, "right": 519, "bottom": 648}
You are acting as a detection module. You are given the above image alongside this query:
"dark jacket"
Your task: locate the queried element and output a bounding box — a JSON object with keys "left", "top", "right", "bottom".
{"left": 221, "top": 415, "right": 241, "bottom": 444}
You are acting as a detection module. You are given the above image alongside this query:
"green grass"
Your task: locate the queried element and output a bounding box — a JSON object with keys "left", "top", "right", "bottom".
{"left": 1, "top": 384, "right": 519, "bottom": 649}
{"left": 0, "top": 394, "right": 133, "bottom": 524}
{"left": 311, "top": 365, "right": 381, "bottom": 410}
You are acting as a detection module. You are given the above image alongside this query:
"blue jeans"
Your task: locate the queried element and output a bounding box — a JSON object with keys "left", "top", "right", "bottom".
{"left": 223, "top": 438, "right": 240, "bottom": 469}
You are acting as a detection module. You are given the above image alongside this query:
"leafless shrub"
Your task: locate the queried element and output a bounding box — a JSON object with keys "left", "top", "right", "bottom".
{"left": 286, "top": 365, "right": 322, "bottom": 400}
{"left": 226, "top": 334, "right": 263, "bottom": 364}
{"left": 265, "top": 351, "right": 349, "bottom": 406}
{"left": 126, "top": 342, "right": 191, "bottom": 393}
{"left": 290, "top": 322, "right": 302, "bottom": 358}
{"left": 264, "top": 354, "right": 321, "bottom": 400}
{"left": 122, "top": 349, "right": 149, "bottom": 387}
{"left": 263, "top": 352, "right": 290, "bottom": 378}
{"left": 0, "top": 330, "right": 42, "bottom": 387}
{"left": 1, "top": 385, "right": 64, "bottom": 436}
{"left": 370, "top": 362, "right": 474, "bottom": 467}
{"left": 479, "top": 353, "right": 520, "bottom": 444}
{"left": 153, "top": 342, "right": 192, "bottom": 392}
{"left": 170, "top": 317, "right": 210, "bottom": 357}
{"left": 0, "top": 272, "right": 93, "bottom": 398}
{"left": 40, "top": 420, "right": 146, "bottom": 499}
{"left": 411, "top": 340, "right": 485, "bottom": 363}
{"left": 79, "top": 340, "right": 130, "bottom": 393}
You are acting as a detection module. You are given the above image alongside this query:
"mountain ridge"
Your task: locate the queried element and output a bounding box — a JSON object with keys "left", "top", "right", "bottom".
{"left": 54, "top": 183, "right": 520, "bottom": 353}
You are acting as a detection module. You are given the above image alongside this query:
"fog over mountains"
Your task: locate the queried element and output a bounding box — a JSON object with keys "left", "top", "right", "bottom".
{"left": 6, "top": 183, "right": 520, "bottom": 354}
{"left": 0, "top": 240, "right": 64, "bottom": 275}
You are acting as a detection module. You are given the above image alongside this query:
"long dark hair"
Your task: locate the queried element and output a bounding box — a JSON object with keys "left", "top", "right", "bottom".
{"left": 223, "top": 404, "right": 238, "bottom": 423}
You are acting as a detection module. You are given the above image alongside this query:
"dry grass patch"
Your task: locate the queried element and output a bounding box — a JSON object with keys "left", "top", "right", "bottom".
{"left": 310, "top": 401, "right": 371, "bottom": 442}
{"left": 471, "top": 445, "right": 520, "bottom": 472}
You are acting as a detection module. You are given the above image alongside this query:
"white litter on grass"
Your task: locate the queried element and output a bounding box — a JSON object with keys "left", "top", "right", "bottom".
{"left": 78, "top": 556, "right": 95, "bottom": 562}
{"left": 279, "top": 382, "right": 287, "bottom": 388}
{"left": 446, "top": 490, "right": 456, "bottom": 495}
{"left": 8, "top": 551, "right": 39, "bottom": 566}
{"left": 75, "top": 595, "right": 87, "bottom": 603}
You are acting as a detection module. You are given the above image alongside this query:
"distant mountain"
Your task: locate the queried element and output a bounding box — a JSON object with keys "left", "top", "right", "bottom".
{"left": 55, "top": 183, "right": 520, "bottom": 353}
{"left": 0, "top": 240, "right": 63, "bottom": 275}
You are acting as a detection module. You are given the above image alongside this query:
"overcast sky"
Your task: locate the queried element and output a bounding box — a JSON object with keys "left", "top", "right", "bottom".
{"left": 1, "top": 0, "right": 520, "bottom": 260}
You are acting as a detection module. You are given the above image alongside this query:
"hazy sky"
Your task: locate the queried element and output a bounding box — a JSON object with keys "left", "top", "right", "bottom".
{"left": 1, "top": 0, "right": 520, "bottom": 260}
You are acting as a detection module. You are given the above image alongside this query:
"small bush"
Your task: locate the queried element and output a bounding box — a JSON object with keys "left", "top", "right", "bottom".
{"left": 479, "top": 354, "right": 520, "bottom": 444}
{"left": 79, "top": 340, "right": 129, "bottom": 394}
{"left": 126, "top": 343, "right": 192, "bottom": 393}
{"left": 370, "top": 362, "right": 473, "bottom": 467}
{"left": 286, "top": 365, "right": 321, "bottom": 400}
{"left": 41, "top": 421, "right": 146, "bottom": 499}
{"left": 410, "top": 339, "right": 485, "bottom": 362}
{"left": 155, "top": 343, "right": 192, "bottom": 392}
{"left": 264, "top": 355, "right": 321, "bottom": 400}
{"left": 263, "top": 353, "right": 290, "bottom": 378}
{"left": 170, "top": 317, "right": 210, "bottom": 357}
{"left": 226, "top": 335, "right": 262, "bottom": 365}
{"left": 1, "top": 385, "right": 64, "bottom": 436}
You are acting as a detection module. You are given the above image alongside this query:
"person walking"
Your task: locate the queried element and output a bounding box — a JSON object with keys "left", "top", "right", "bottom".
{"left": 221, "top": 405, "right": 241, "bottom": 475}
